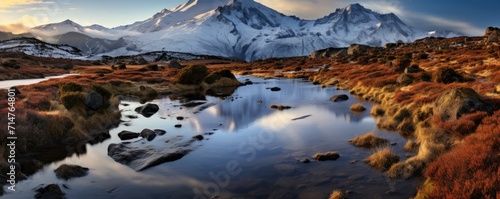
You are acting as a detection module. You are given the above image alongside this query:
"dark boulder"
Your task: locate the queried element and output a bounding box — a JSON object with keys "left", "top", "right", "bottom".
{"left": 107, "top": 137, "right": 194, "bottom": 171}
{"left": 54, "top": 164, "right": 89, "bottom": 180}
{"left": 35, "top": 184, "right": 65, "bottom": 199}
{"left": 140, "top": 129, "right": 157, "bottom": 141}
{"left": 117, "top": 63, "right": 126, "bottom": 70}
{"left": 169, "top": 60, "right": 182, "bottom": 69}
{"left": 434, "top": 88, "right": 485, "bottom": 120}
{"left": 118, "top": 130, "right": 140, "bottom": 140}
{"left": 135, "top": 103, "right": 159, "bottom": 118}
{"left": 433, "top": 67, "right": 465, "bottom": 84}
{"left": 85, "top": 91, "right": 103, "bottom": 111}
{"left": 397, "top": 74, "right": 415, "bottom": 85}
{"left": 313, "top": 152, "right": 340, "bottom": 161}
{"left": 270, "top": 87, "right": 281, "bottom": 91}
{"left": 154, "top": 129, "right": 166, "bottom": 135}
{"left": 330, "top": 94, "right": 349, "bottom": 102}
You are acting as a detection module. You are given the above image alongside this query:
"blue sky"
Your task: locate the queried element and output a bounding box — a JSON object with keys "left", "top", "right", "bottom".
{"left": 0, "top": 0, "right": 498, "bottom": 35}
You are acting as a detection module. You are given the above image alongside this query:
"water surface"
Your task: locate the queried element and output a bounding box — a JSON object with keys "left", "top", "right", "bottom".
{"left": 3, "top": 76, "right": 417, "bottom": 199}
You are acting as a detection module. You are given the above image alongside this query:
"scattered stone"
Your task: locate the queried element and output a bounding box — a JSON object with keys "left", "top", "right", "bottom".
{"left": 433, "top": 67, "right": 465, "bottom": 84}
{"left": 390, "top": 142, "right": 397, "bottom": 146}
{"left": 54, "top": 164, "right": 89, "bottom": 180}
{"left": 140, "top": 129, "right": 157, "bottom": 141}
{"left": 350, "top": 160, "right": 358, "bottom": 164}
{"left": 176, "top": 116, "right": 184, "bottom": 120}
{"left": 396, "top": 73, "right": 415, "bottom": 85}
{"left": 85, "top": 91, "right": 103, "bottom": 111}
{"left": 35, "top": 184, "right": 65, "bottom": 199}
{"left": 313, "top": 152, "right": 340, "bottom": 161}
{"left": 135, "top": 103, "right": 159, "bottom": 118}
{"left": 118, "top": 130, "right": 140, "bottom": 141}
{"left": 299, "top": 159, "right": 310, "bottom": 163}
{"left": 192, "top": 134, "right": 204, "bottom": 140}
{"left": 350, "top": 103, "right": 366, "bottom": 112}
{"left": 404, "top": 66, "right": 421, "bottom": 73}
{"left": 244, "top": 80, "right": 254, "bottom": 85}
{"left": 154, "top": 129, "right": 166, "bottom": 135}
{"left": 270, "top": 87, "right": 281, "bottom": 91}
{"left": 330, "top": 94, "right": 349, "bottom": 102}
{"left": 175, "top": 124, "right": 182, "bottom": 128}
{"left": 126, "top": 115, "right": 138, "bottom": 119}
{"left": 291, "top": 115, "right": 312, "bottom": 121}
{"left": 169, "top": 60, "right": 182, "bottom": 69}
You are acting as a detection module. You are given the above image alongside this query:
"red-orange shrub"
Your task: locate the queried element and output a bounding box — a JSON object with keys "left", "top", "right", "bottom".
{"left": 424, "top": 110, "right": 500, "bottom": 198}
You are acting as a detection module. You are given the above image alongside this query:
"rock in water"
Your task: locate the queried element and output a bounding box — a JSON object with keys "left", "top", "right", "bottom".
{"left": 118, "top": 130, "right": 140, "bottom": 140}
{"left": 270, "top": 87, "right": 281, "bottom": 91}
{"left": 107, "top": 137, "right": 194, "bottom": 171}
{"left": 330, "top": 94, "right": 349, "bottom": 102}
{"left": 135, "top": 103, "right": 159, "bottom": 117}
{"left": 54, "top": 164, "right": 89, "bottom": 180}
{"left": 313, "top": 152, "right": 340, "bottom": 161}
{"left": 141, "top": 129, "right": 157, "bottom": 141}
{"left": 85, "top": 91, "right": 103, "bottom": 111}
{"left": 35, "top": 184, "right": 65, "bottom": 199}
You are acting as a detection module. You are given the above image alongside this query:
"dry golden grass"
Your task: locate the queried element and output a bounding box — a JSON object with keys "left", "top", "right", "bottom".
{"left": 364, "top": 147, "right": 400, "bottom": 171}
{"left": 370, "top": 105, "right": 385, "bottom": 117}
{"left": 329, "top": 190, "right": 347, "bottom": 199}
{"left": 349, "top": 132, "right": 388, "bottom": 148}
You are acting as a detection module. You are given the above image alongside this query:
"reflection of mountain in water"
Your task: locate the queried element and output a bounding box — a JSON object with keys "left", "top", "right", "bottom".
{"left": 186, "top": 78, "right": 371, "bottom": 132}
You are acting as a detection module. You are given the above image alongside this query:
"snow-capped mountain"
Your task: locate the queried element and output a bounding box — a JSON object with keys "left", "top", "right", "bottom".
{"left": 0, "top": 37, "right": 84, "bottom": 59}
{"left": 110, "top": 0, "right": 457, "bottom": 61}
{"left": 115, "top": 0, "right": 229, "bottom": 33}
{"left": 11, "top": 0, "right": 464, "bottom": 61}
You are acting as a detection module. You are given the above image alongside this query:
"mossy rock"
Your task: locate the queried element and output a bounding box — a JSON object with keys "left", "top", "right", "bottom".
{"left": 204, "top": 69, "right": 237, "bottom": 84}
{"left": 175, "top": 65, "right": 208, "bottom": 85}
{"left": 434, "top": 87, "right": 484, "bottom": 120}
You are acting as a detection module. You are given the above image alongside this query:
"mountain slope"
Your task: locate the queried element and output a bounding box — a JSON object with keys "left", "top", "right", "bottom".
{"left": 115, "top": 0, "right": 230, "bottom": 33}
{"left": 0, "top": 37, "right": 84, "bottom": 58}
{"left": 16, "top": 0, "right": 464, "bottom": 61}
{"left": 114, "top": 0, "right": 457, "bottom": 61}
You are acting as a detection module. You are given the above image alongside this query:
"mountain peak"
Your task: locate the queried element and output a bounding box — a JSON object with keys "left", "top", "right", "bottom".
{"left": 346, "top": 3, "right": 364, "bottom": 11}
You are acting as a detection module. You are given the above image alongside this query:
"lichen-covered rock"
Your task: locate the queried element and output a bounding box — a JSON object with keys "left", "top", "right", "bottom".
{"left": 434, "top": 88, "right": 485, "bottom": 120}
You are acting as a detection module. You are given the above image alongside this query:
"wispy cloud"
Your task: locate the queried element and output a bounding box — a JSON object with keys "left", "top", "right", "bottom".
{"left": 0, "top": 0, "right": 53, "bottom": 8}
{"left": 255, "top": 0, "right": 345, "bottom": 19}
{"left": 412, "top": 15, "right": 483, "bottom": 36}
{"left": 257, "top": 0, "right": 482, "bottom": 35}
{"left": 0, "top": 15, "right": 49, "bottom": 33}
